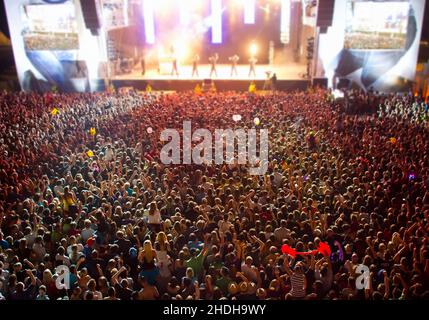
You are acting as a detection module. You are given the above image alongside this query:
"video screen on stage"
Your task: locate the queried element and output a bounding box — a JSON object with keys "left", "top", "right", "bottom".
{"left": 102, "top": 0, "right": 130, "bottom": 30}
{"left": 317, "top": 0, "right": 425, "bottom": 92}
{"left": 344, "top": 0, "right": 410, "bottom": 50}
{"left": 22, "top": 3, "right": 79, "bottom": 51}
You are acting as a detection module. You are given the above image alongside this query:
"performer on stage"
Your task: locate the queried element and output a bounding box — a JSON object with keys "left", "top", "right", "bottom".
{"left": 271, "top": 73, "right": 277, "bottom": 91}
{"left": 209, "top": 53, "right": 219, "bottom": 77}
{"left": 229, "top": 54, "right": 239, "bottom": 77}
{"left": 141, "top": 55, "right": 146, "bottom": 76}
{"left": 157, "top": 48, "right": 161, "bottom": 74}
{"left": 170, "top": 46, "right": 179, "bottom": 76}
{"left": 192, "top": 54, "right": 200, "bottom": 77}
{"left": 248, "top": 56, "right": 257, "bottom": 77}
{"left": 119, "top": 57, "right": 126, "bottom": 74}
{"left": 263, "top": 71, "right": 272, "bottom": 90}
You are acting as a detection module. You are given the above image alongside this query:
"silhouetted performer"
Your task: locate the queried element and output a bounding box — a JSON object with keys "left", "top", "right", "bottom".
{"left": 248, "top": 56, "right": 257, "bottom": 77}
{"left": 271, "top": 73, "right": 277, "bottom": 91}
{"left": 209, "top": 53, "right": 219, "bottom": 77}
{"left": 170, "top": 46, "right": 179, "bottom": 76}
{"left": 141, "top": 56, "right": 146, "bottom": 76}
{"left": 263, "top": 71, "right": 271, "bottom": 90}
{"left": 229, "top": 54, "right": 239, "bottom": 77}
{"left": 192, "top": 54, "right": 200, "bottom": 77}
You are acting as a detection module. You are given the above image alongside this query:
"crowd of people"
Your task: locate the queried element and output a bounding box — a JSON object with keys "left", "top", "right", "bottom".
{"left": 344, "top": 32, "right": 406, "bottom": 50}
{"left": 0, "top": 87, "right": 428, "bottom": 300}
{"left": 23, "top": 33, "right": 80, "bottom": 51}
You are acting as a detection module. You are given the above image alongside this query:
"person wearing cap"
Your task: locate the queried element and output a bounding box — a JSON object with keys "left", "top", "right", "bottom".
{"left": 83, "top": 236, "right": 96, "bottom": 258}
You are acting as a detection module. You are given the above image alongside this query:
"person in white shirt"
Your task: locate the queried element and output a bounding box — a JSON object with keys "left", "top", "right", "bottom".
{"left": 147, "top": 202, "right": 162, "bottom": 231}
{"left": 67, "top": 236, "right": 84, "bottom": 256}
{"left": 53, "top": 180, "right": 65, "bottom": 198}
{"left": 104, "top": 144, "right": 115, "bottom": 162}
{"left": 55, "top": 246, "right": 71, "bottom": 267}
{"left": 241, "top": 256, "right": 258, "bottom": 282}
{"left": 81, "top": 220, "right": 95, "bottom": 243}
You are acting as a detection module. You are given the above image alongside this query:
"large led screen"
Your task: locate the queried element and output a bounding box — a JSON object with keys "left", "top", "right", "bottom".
{"left": 317, "top": 0, "right": 425, "bottom": 92}
{"left": 344, "top": 1, "right": 410, "bottom": 50}
{"left": 4, "top": 0, "right": 106, "bottom": 93}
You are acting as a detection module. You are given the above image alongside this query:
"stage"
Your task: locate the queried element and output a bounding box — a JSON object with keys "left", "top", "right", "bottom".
{"left": 107, "top": 62, "right": 310, "bottom": 92}
{"left": 113, "top": 61, "right": 307, "bottom": 80}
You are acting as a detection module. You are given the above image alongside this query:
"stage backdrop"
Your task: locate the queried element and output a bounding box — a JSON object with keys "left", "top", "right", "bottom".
{"left": 5, "top": 0, "right": 291, "bottom": 92}
{"left": 317, "top": 0, "right": 426, "bottom": 92}
{"left": 4, "top": 0, "right": 110, "bottom": 92}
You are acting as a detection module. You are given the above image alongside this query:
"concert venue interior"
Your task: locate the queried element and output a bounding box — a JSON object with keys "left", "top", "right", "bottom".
{"left": 0, "top": 0, "right": 429, "bottom": 305}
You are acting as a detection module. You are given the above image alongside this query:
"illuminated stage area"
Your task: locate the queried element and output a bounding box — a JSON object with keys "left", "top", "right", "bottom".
{"left": 4, "top": 0, "right": 315, "bottom": 93}
{"left": 109, "top": 60, "right": 309, "bottom": 92}
{"left": 108, "top": 44, "right": 310, "bottom": 90}
{"left": 113, "top": 63, "right": 306, "bottom": 81}
{"left": 2, "top": 0, "right": 429, "bottom": 307}
{"left": 3, "top": 0, "right": 426, "bottom": 93}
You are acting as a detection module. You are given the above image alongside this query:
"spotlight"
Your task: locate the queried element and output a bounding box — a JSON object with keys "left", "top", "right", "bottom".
{"left": 174, "top": 41, "right": 189, "bottom": 60}
{"left": 249, "top": 43, "right": 258, "bottom": 56}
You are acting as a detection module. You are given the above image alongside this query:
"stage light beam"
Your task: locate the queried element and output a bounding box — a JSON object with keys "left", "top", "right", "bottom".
{"left": 179, "top": 0, "right": 190, "bottom": 26}
{"left": 249, "top": 42, "right": 258, "bottom": 56}
{"left": 142, "top": 0, "right": 155, "bottom": 44}
{"left": 211, "top": 0, "right": 222, "bottom": 44}
{"left": 174, "top": 40, "right": 189, "bottom": 61}
{"left": 280, "top": 0, "right": 290, "bottom": 44}
{"left": 244, "top": 0, "right": 256, "bottom": 24}
{"left": 123, "top": 0, "right": 129, "bottom": 25}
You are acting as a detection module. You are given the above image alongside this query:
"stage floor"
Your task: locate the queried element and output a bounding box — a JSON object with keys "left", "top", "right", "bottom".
{"left": 112, "top": 63, "right": 307, "bottom": 81}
